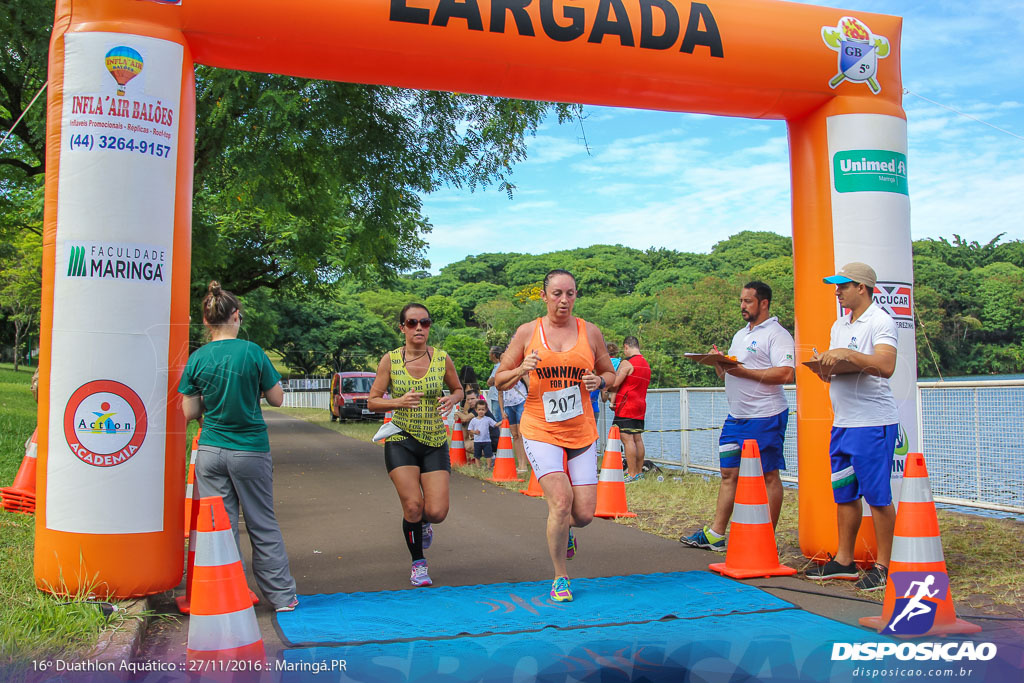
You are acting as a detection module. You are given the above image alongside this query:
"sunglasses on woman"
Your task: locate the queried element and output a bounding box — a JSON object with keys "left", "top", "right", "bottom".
{"left": 403, "top": 318, "right": 432, "bottom": 329}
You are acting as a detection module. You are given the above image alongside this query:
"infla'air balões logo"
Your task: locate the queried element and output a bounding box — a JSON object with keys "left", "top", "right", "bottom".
{"left": 885, "top": 571, "right": 950, "bottom": 635}
{"left": 104, "top": 46, "right": 143, "bottom": 97}
{"left": 64, "top": 380, "right": 148, "bottom": 467}
{"left": 822, "top": 16, "right": 889, "bottom": 94}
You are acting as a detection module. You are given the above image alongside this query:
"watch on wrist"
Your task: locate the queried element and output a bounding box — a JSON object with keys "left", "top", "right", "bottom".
{"left": 599, "top": 377, "right": 607, "bottom": 390}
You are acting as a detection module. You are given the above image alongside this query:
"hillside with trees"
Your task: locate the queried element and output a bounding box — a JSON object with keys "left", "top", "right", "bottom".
{"left": 239, "top": 231, "right": 1024, "bottom": 385}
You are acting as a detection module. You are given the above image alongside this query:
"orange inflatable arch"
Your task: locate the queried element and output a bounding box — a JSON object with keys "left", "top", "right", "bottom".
{"left": 39, "top": 0, "right": 918, "bottom": 596}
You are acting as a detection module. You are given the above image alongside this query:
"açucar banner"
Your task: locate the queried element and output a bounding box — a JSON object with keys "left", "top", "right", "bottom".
{"left": 48, "top": 32, "right": 182, "bottom": 533}
{"left": 827, "top": 113, "right": 917, "bottom": 506}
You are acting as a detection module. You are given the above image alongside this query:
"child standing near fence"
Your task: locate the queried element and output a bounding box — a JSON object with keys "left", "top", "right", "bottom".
{"left": 468, "top": 401, "right": 499, "bottom": 467}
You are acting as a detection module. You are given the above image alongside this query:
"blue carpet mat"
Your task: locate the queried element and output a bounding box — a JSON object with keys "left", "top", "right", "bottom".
{"left": 274, "top": 571, "right": 793, "bottom": 647}
{"left": 279, "top": 610, "right": 895, "bottom": 682}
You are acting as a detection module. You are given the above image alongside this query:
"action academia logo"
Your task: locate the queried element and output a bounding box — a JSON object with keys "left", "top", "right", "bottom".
{"left": 821, "top": 16, "right": 890, "bottom": 94}
{"left": 64, "top": 380, "right": 148, "bottom": 467}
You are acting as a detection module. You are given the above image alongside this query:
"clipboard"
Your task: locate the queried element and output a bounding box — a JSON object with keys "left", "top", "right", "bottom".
{"left": 803, "top": 358, "right": 861, "bottom": 380}
{"left": 685, "top": 353, "right": 742, "bottom": 368}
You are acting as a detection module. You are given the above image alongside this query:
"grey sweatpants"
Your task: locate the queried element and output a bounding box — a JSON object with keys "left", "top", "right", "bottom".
{"left": 195, "top": 445, "right": 296, "bottom": 609}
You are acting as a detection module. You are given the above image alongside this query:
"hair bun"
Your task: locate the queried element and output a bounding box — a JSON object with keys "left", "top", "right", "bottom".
{"left": 208, "top": 280, "right": 222, "bottom": 296}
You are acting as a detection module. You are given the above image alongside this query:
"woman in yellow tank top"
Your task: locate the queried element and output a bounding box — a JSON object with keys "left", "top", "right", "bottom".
{"left": 368, "top": 303, "right": 463, "bottom": 587}
{"left": 494, "top": 270, "right": 616, "bottom": 602}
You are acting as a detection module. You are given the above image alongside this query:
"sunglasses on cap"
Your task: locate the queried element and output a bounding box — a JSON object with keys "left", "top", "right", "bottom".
{"left": 403, "top": 318, "right": 432, "bottom": 329}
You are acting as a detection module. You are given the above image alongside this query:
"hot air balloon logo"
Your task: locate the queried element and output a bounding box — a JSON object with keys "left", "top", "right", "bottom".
{"left": 104, "top": 46, "right": 143, "bottom": 96}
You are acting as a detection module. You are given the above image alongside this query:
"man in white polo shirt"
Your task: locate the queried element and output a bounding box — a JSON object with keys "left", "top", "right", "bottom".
{"left": 681, "top": 281, "right": 795, "bottom": 551}
{"left": 807, "top": 262, "right": 898, "bottom": 591}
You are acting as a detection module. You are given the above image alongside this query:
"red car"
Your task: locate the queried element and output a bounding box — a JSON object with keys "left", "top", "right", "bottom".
{"left": 329, "top": 371, "right": 386, "bottom": 421}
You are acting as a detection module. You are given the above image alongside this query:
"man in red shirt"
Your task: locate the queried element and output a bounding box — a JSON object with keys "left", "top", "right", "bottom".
{"left": 610, "top": 336, "right": 651, "bottom": 482}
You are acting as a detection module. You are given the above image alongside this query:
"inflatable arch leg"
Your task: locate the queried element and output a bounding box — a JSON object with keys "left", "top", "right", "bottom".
{"left": 791, "top": 97, "right": 918, "bottom": 564}
{"left": 36, "top": 12, "right": 194, "bottom": 597}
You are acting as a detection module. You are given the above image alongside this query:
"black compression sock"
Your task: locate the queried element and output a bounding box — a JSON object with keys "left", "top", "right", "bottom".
{"left": 403, "top": 518, "right": 424, "bottom": 561}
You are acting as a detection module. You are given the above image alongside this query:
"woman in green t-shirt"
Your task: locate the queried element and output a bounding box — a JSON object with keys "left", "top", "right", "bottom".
{"left": 178, "top": 281, "right": 299, "bottom": 612}
{"left": 368, "top": 303, "right": 463, "bottom": 587}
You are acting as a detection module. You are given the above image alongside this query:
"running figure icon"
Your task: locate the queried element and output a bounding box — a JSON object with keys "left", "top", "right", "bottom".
{"left": 886, "top": 574, "right": 939, "bottom": 632}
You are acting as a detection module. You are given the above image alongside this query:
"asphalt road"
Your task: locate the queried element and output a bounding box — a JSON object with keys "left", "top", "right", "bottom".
{"left": 139, "top": 411, "right": 1020, "bottom": 667}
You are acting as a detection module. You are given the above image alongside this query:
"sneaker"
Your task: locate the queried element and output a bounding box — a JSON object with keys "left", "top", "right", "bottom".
{"left": 422, "top": 522, "right": 433, "bottom": 550}
{"left": 410, "top": 559, "right": 432, "bottom": 587}
{"left": 806, "top": 554, "right": 859, "bottom": 581}
{"left": 855, "top": 564, "right": 888, "bottom": 591}
{"left": 679, "top": 526, "right": 726, "bottom": 552}
{"left": 566, "top": 530, "right": 577, "bottom": 560}
{"left": 550, "top": 576, "right": 573, "bottom": 602}
{"left": 275, "top": 596, "right": 299, "bottom": 613}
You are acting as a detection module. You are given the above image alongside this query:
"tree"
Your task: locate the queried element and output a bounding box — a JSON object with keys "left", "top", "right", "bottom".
{"left": 247, "top": 287, "right": 397, "bottom": 375}
{"left": 0, "top": 231, "right": 42, "bottom": 370}
{"left": 2, "top": 2, "right": 582, "bottom": 303}
{"left": 442, "top": 332, "right": 491, "bottom": 386}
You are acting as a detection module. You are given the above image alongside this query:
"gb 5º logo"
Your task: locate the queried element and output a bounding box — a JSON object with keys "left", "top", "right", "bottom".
{"left": 822, "top": 16, "right": 890, "bottom": 94}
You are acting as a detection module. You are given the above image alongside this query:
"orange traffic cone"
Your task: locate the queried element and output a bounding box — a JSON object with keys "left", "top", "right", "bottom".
{"left": 449, "top": 418, "right": 468, "bottom": 467}
{"left": 186, "top": 496, "right": 266, "bottom": 665}
{"left": 709, "top": 439, "right": 796, "bottom": 579}
{"left": 860, "top": 453, "right": 981, "bottom": 636}
{"left": 183, "top": 429, "right": 201, "bottom": 539}
{"left": 1, "top": 428, "right": 37, "bottom": 515}
{"left": 522, "top": 467, "right": 544, "bottom": 497}
{"left": 177, "top": 439, "right": 258, "bottom": 613}
{"left": 489, "top": 419, "right": 522, "bottom": 482}
{"left": 594, "top": 426, "right": 636, "bottom": 518}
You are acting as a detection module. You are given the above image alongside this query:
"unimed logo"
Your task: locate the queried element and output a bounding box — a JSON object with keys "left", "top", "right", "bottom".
{"left": 831, "top": 641, "right": 996, "bottom": 662}
{"left": 833, "top": 149, "right": 908, "bottom": 194}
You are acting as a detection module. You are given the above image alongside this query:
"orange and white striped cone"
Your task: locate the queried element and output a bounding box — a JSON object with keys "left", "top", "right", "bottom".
{"left": 489, "top": 419, "right": 522, "bottom": 482}
{"left": 522, "top": 467, "right": 544, "bottom": 497}
{"left": 594, "top": 426, "right": 636, "bottom": 519}
{"left": 177, "top": 450, "right": 258, "bottom": 613}
{"left": 449, "top": 418, "right": 468, "bottom": 467}
{"left": 1, "top": 428, "right": 37, "bottom": 515}
{"left": 183, "top": 429, "right": 201, "bottom": 539}
{"left": 186, "top": 496, "right": 266, "bottom": 665}
{"left": 859, "top": 453, "right": 981, "bottom": 636}
{"left": 709, "top": 439, "right": 796, "bottom": 579}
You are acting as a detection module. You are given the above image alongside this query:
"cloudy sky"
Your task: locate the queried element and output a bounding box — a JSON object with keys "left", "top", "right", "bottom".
{"left": 418, "top": 0, "right": 1024, "bottom": 271}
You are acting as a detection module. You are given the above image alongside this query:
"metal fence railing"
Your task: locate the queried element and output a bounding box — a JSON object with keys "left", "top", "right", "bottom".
{"left": 624, "top": 381, "right": 1024, "bottom": 514}
{"left": 276, "top": 379, "right": 1023, "bottom": 513}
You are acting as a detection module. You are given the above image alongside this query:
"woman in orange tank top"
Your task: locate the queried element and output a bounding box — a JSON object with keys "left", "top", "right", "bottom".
{"left": 495, "top": 270, "right": 616, "bottom": 603}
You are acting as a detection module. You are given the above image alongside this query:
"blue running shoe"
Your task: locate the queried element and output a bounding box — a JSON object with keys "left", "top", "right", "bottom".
{"left": 550, "top": 576, "right": 573, "bottom": 602}
{"left": 679, "top": 526, "right": 726, "bottom": 552}
{"left": 566, "top": 529, "right": 577, "bottom": 560}
{"left": 422, "top": 522, "right": 433, "bottom": 550}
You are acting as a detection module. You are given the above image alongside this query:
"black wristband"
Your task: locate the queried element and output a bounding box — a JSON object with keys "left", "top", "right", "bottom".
{"left": 599, "top": 377, "right": 607, "bottom": 390}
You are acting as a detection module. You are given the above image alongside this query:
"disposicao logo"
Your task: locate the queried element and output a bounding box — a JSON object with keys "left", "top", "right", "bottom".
{"left": 833, "top": 150, "right": 908, "bottom": 195}
{"left": 821, "top": 16, "right": 890, "bottom": 94}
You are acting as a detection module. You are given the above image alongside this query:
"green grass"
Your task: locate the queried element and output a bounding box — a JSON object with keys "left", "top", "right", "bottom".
{"left": 0, "top": 364, "right": 140, "bottom": 673}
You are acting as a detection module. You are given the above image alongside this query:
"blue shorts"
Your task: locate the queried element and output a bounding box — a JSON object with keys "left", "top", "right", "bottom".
{"left": 504, "top": 401, "right": 525, "bottom": 426}
{"left": 719, "top": 409, "right": 788, "bottom": 472}
{"left": 829, "top": 424, "right": 898, "bottom": 506}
